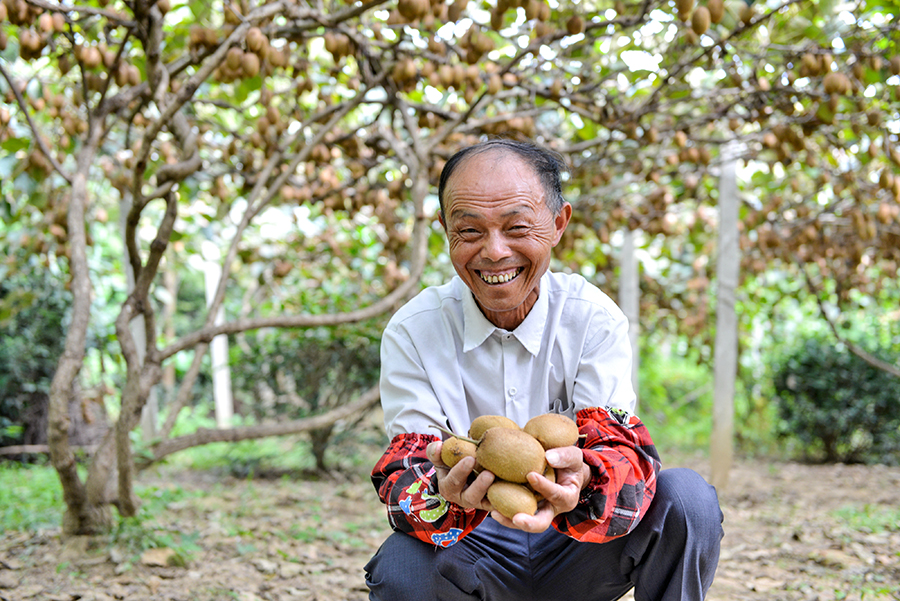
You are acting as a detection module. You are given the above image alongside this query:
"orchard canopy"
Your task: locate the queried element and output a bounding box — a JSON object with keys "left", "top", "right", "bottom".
{"left": 0, "top": 0, "right": 898, "bottom": 533}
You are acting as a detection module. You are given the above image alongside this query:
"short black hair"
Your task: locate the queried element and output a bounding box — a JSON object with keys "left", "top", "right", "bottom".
{"left": 437, "top": 139, "right": 568, "bottom": 223}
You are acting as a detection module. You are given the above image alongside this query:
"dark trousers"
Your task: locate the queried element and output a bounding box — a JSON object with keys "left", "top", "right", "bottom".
{"left": 365, "top": 468, "right": 724, "bottom": 601}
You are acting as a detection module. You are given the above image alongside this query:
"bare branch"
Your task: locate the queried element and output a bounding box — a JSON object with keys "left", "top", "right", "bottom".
{"left": 0, "top": 444, "right": 98, "bottom": 456}
{"left": 153, "top": 112, "right": 202, "bottom": 185}
{"left": 158, "top": 343, "right": 209, "bottom": 440}
{"left": 204, "top": 85, "right": 379, "bottom": 327}
{"left": 0, "top": 62, "right": 73, "bottom": 185}
{"left": 24, "top": 0, "right": 136, "bottom": 26}
{"left": 801, "top": 265, "right": 900, "bottom": 379}
{"left": 140, "top": 384, "right": 381, "bottom": 467}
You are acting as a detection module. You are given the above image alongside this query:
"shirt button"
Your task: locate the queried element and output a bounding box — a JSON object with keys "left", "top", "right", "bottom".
{"left": 508, "top": 387, "right": 517, "bottom": 396}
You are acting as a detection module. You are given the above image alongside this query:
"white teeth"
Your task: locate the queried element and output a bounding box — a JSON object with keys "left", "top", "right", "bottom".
{"left": 480, "top": 269, "right": 520, "bottom": 284}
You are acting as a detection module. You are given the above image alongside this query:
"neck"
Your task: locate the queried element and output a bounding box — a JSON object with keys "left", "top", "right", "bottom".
{"left": 478, "top": 288, "right": 539, "bottom": 331}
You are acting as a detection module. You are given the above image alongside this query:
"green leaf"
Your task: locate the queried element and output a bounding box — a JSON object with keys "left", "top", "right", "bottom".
{"left": 1, "top": 137, "right": 29, "bottom": 154}
{"left": 0, "top": 154, "right": 18, "bottom": 178}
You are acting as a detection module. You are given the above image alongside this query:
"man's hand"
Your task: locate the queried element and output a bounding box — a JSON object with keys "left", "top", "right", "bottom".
{"left": 490, "top": 445, "right": 591, "bottom": 533}
{"left": 426, "top": 440, "right": 495, "bottom": 511}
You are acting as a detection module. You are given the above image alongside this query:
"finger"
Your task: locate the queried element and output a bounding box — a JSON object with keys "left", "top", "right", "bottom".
{"left": 545, "top": 446, "right": 583, "bottom": 471}
{"left": 426, "top": 440, "right": 445, "bottom": 467}
{"left": 460, "top": 468, "right": 495, "bottom": 510}
{"left": 526, "top": 470, "right": 556, "bottom": 498}
{"left": 491, "top": 505, "right": 553, "bottom": 534}
{"left": 440, "top": 455, "right": 474, "bottom": 493}
{"left": 527, "top": 471, "right": 579, "bottom": 514}
{"left": 511, "top": 505, "right": 554, "bottom": 533}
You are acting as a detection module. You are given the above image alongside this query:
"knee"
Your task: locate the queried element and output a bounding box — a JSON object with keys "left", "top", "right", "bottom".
{"left": 654, "top": 468, "right": 724, "bottom": 541}
{"left": 365, "top": 532, "right": 437, "bottom": 600}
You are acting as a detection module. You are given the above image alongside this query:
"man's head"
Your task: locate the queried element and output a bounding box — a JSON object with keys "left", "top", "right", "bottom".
{"left": 437, "top": 140, "right": 572, "bottom": 330}
{"left": 438, "top": 139, "right": 568, "bottom": 222}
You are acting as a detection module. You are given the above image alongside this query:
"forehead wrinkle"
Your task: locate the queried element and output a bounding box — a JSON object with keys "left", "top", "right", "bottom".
{"left": 447, "top": 205, "right": 532, "bottom": 222}
{"left": 444, "top": 151, "right": 545, "bottom": 209}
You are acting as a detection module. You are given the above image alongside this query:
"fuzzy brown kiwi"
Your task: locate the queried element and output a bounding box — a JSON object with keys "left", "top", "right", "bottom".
{"left": 523, "top": 413, "right": 580, "bottom": 450}
{"left": 440, "top": 437, "right": 478, "bottom": 468}
{"left": 487, "top": 480, "right": 538, "bottom": 519}
{"left": 691, "top": 6, "right": 710, "bottom": 36}
{"left": 468, "top": 415, "right": 520, "bottom": 441}
{"left": 476, "top": 427, "right": 546, "bottom": 483}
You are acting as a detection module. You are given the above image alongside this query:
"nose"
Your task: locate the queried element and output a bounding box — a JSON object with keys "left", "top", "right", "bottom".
{"left": 480, "top": 230, "right": 512, "bottom": 263}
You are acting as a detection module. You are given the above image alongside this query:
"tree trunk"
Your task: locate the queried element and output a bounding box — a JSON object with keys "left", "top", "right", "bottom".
{"left": 120, "top": 195, "right": 159, "bottom": 441}
{"left": 48, "top": 147, "right": 114, "bottom": 535}
{"left": 710, "top": 142, "right": 740, "bottom": 491}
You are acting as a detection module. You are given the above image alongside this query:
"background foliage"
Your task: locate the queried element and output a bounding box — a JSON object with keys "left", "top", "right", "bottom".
{"left": 0, "top": 0, "right": 899, "bottom": 533}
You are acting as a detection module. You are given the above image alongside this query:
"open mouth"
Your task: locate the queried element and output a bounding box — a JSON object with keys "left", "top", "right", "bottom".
{"left": 477, "top": 267, "right": 523, "bottom": 285}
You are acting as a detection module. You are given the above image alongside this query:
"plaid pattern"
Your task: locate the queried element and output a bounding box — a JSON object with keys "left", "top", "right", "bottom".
{"left": 370, "top": 407, "right": 660, "bottom": 547}
{"left": 557, "top": 406, "right": 661, "bottom": 542}
{"left": 371, "top": 432, "right": 488, "bottom": 547}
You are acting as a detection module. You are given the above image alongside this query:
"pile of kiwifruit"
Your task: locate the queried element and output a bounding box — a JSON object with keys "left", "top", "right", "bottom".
{"left": 436, "top": 413, "right": 580, "bottom": 519}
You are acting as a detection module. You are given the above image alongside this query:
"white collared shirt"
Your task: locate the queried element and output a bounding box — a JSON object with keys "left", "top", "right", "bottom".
{"left": 380, "top": 271, "right": 636, "bottom": 438}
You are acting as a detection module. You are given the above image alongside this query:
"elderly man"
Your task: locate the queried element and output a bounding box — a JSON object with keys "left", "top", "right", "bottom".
{"left": 365, "top": 139, "right": 723, "bottom": 601}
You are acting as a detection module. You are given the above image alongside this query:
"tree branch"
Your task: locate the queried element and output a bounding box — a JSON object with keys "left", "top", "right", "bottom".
{"left": 139, "top": 384, "right": 381, "bottom": 467}
{"left": 0, "top": 62, "right": 73, "bottom": 185}
{"left": 158, "top": 343, "right": 209, "bottom": 440}
{"left": 801, "top": 265, "right": 900, "bottom": 379}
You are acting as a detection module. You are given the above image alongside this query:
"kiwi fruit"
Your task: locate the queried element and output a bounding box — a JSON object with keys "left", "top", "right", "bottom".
{"left": 566, "top": 15, "right": 584, "bottom": 35}
{"left": 476, "top": 427, "right": 546, "bottom": 483}
{"left": 468, "top": 415, "right": 519, "bottom": 441}
{"left": 487, "top": 480, "right": 538, "bottom": 519}
{"left": 691, "top": 6, "right": 710, "bottom": 36}
{"left": 675, "top": 0, "right": 693, "bottom": 20}
{"left": 441, "top": 437, "right": 478, "bottom": 468}
{"left": 523, "top": 413, "right": 580, "bottom": 450}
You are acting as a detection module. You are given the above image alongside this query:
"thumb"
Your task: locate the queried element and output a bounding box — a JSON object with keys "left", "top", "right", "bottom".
{"left": 544, "top": 446, "right": 582, "bottom": 469}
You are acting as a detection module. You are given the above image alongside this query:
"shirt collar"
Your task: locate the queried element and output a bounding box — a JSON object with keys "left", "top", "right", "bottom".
{"left": 461, "top": 273, "right": 549, "bottom": 356}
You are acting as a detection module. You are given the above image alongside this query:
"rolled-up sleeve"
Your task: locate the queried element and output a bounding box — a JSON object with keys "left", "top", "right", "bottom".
{"left": 552, "top": 406, "right": 661, "bottom": 543}
{"left": 370, "top": 432, "right": 488, "bottom": 547}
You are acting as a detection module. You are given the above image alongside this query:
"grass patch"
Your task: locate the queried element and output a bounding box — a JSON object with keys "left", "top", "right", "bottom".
{"left": 831, "top": 504, "right": 900, "bottom": 534}
{"left": 0, "top": 462, "right": 67, "bottom": 532}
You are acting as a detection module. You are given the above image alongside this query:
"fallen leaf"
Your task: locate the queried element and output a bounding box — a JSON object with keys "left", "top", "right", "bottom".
{"left": 747, "top": 576, "right": 785, "bottom": 592}
{"left": 809, "top": 548, "right": 857, "bottom": 569}
{"left": 140, "top": 548, "right": 184, "bottom": 567}
{"left": 0, "top": 571, "right": 18, "bottom": 589}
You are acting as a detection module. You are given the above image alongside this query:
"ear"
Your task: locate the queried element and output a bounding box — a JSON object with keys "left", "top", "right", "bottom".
{"left": 552, "top": 203, "right": 572, "bottom": 245}
{"left": 438, "top": 211, "right": 446, "bottom": 230}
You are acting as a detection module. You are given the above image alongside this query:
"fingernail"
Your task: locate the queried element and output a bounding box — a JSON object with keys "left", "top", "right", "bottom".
{"left": 546, "top": 450, "right": 559, "bottom": 465}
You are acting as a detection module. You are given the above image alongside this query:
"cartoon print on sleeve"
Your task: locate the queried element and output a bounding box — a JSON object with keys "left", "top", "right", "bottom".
{"left": 400, "top": 469, "right": 450, "bottom": 522}
{"left": 432, "top": 528, "right": 463, "bottom": 548}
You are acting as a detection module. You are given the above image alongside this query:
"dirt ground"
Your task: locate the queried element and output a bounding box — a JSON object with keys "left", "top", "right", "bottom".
{"left": 0, "top": 455, "right": 898, "bottom": 601}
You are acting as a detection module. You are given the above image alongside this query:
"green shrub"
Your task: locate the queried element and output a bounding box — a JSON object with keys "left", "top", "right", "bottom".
{"left": 0, "top": 257, "right": 70, "bottom": 448}
{"left": 772, "top": 337, "right": 900, "bottom": 465}
{"left": 638, "top": 348, "right": 714, "bottom": 454}
{"left": 230, "top": 327, "right": 382, "bottom": 471}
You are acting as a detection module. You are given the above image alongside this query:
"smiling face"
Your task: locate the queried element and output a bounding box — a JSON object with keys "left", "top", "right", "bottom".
{"left": 440, "top": 150, "right": 572, "bottom": 330}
